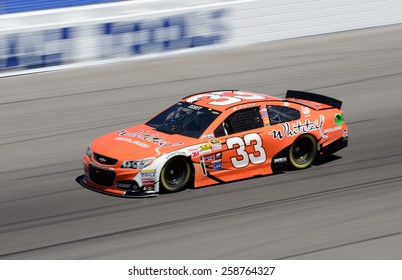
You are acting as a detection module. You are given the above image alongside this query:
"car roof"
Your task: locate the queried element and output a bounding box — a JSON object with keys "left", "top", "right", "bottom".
{"left": 182, "top": 90, "right": 281, "bottom": 111}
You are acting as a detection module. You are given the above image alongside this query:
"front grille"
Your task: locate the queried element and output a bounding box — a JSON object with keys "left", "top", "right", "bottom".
{"left": 89, "top": 165, "right": 116, "bottom": 187}
{"left": 94, "top": 153, "right": 118, "bottom": 165}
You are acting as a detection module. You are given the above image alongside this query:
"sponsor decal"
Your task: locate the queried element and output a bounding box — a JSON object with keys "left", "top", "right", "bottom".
{"left": 114, "top": 137, "right": 150, "bottom": 148}
{"left": 155, "top": 142, "right": 184, "bottom": 155}
{"left": 298, "top": 101, "right": 320, "bottom": 109}
{"left": 269, "top": 115, "right": 327, "bottom": 140}
{"left": 90, "top": 163, "right": 114, "bottom": 171}
{"left": 190, "top": 150, "right": 200, "bottom": 158}
{"left": 189, "top": 147, "right": 200, "bottom": 158}
{"left": 116, "top": 130, "right": 183, "bottom": 154}
{"left": 116, "top": 130, "right": 168, "bottom": 146}
{"left": 273, "top": 157, "right": 287, "bottom": 164}
{"left": 166, "top": 151, "right": 186, "bottom": 159}
{"left": 188, "top": 104, "right": 202, "bottom": 110}
{"left": 141, "top": 169, "right": 156, "bottom": 177}
{"left": 215, "top": 152, "right": 222, "bottom": 159}
{"left": 302, "top": 106, "right": 311, "bottom": 115}
{"left": 211, "top": 144, "right": 222, "bottom": 151}
{"left": 209, "top": 139, "right": 221, "bottom": 145}
{"left": 204, "top": 155, "right": 215, "bottom": 161}
{"left": 141, "top": 169, "right": 156, "bottom": 186}
{"left": 116, "top": 182, "right": 133, "bottom": 189}
{"left": 212, "top": 160, "right": 222, "bottom": 170}
{"left": 199, "top": 149, "right": 212, "bottom": 155}
{"left": 200, "top": 143, "right": 211, "bottom": 151}
{"left": 202, "top": 133, "right": 215, "bottom": 140}
{"left": 283, "top": 102, "right": 289, "bottom": 107}
{"left": 142, "top": 177, "right": 155, "bottom": 187}
{"left": 239, "top": 103, "right": 256, "bottom": 109}
{"left": 324, "top": 125, "right": 342, "bottom": 134}
{"left": 264, "top": 119, "right": 270, "bottom": 126}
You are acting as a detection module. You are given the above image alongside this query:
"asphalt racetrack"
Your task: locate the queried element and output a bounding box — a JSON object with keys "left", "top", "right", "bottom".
{"left": 1, "top": 24, "right": 402, "bottom": 259}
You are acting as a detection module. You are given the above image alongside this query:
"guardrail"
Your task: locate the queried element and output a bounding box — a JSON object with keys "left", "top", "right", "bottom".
{"left": 1, "top": 0, "right": 402, "bottom": 77}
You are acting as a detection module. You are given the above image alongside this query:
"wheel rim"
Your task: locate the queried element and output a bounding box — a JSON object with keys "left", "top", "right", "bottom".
{"left": 161, "top": 157, "right": 191, "bottom": 192}
{"left": 290, "top": 134, "right": 317, "bottom": 169}
{"left": 292, "top": 137, "right": 313, "bottom": 165}
{"left": 164, "top": 163, "right": 185, "bottom": 186}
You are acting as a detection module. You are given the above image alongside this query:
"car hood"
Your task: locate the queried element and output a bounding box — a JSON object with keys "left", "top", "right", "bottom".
{"left": 90, "top": 124, "right": 194, "bottom": 160}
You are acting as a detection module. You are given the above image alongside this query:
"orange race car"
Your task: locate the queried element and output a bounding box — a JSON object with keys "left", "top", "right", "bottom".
{"left": 80, "top": 90, "right": 348, "bottom": 197}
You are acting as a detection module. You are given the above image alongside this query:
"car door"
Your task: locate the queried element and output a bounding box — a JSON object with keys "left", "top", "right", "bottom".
{"left": 203, "top": 106, "right": 272, "bottom": 182}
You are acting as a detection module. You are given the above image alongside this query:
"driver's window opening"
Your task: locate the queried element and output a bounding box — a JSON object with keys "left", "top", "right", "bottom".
{"left": 214, "top": 107, "right": 264, "bottom": 137}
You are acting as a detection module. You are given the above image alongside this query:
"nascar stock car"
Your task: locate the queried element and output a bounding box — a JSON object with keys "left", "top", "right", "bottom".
{"left": 80, "top": 90, "right": 348, "bottom": 197}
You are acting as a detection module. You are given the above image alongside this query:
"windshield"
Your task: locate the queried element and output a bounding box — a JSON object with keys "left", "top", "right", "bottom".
{"left": 146, "top": 102, "right": 221, "bottom": 138}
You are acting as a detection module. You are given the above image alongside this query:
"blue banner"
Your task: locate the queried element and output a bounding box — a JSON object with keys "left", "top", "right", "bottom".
{"left": 0, "top": 9, "right": 229, "bottom": 71}
{"left": 100, "top": 10, "right": 229, "bottom": 57}
{"left": 0, "top": 0, "right": 120, "bottom": 14}
{"left": 0, "top": 28, "right": 73, "bottom": 70}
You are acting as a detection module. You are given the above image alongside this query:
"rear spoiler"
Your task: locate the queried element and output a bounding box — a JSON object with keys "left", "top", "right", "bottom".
{"left": 286, "top": 90, "right": 342, "bottom": 109}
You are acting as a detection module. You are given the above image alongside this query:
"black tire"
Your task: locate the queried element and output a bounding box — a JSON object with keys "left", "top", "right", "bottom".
{"left": 160, "top": 157, "right": 191, "bottom": 193}
{"left": 289, "top": 134, "right": 318, "bottom": 169}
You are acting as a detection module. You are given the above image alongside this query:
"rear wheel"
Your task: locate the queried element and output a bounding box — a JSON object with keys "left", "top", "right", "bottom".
{"left": 160, "top": 157, "right": 191, "bottom": 193}
{"left": 289, "top": 134, "right": 318, "bottom": 169}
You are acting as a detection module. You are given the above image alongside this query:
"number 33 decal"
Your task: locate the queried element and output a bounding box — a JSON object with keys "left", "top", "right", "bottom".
{"left": 227, "top": 133, "right": 267, "bottom": 168}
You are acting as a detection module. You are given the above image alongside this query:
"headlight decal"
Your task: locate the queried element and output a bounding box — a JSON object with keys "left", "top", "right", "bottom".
{"left": 86, "top": 145, "right": 93, "bottom": 158}
{"left": 121, "top": 157, "right": 155, "bottom": 169}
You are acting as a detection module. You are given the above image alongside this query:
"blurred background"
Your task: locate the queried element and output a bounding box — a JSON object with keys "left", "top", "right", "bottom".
{"left": 1, "top": 0, "right": 402, "bottom": 260}
{"left": 0, "top": 0, "right": 127, "bottom": 14}
{"left": 2, "top": 0, "right": 400, "bottom": 76}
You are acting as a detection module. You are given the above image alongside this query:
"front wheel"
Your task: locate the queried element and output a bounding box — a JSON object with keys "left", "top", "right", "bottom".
{"left": 289, "top": 134, "right": 318, "bottom": 169}
{"left": 160, "top": 157, "right": 191, "bottom": 193}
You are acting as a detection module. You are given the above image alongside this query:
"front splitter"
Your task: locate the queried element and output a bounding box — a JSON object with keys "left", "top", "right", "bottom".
{"left": 76, "top": 175, "right": 158, "bottom": 198}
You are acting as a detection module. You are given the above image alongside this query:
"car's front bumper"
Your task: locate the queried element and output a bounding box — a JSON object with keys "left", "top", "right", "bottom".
{"left": 81, "top": 155, "right": 158, "bottom": 197}
{"left": 78, "top": 175, "right": 158, "bottom": 197}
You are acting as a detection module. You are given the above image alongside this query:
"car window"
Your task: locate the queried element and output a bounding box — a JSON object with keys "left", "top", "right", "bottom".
{"left": 267, "top": 105, "right": 300, "bottom": 125}
{"left": 214, "top": 107, "right": 263, "bottom": 137}
{"left": 146, "top": 102, "right": 220, "bottom": 138}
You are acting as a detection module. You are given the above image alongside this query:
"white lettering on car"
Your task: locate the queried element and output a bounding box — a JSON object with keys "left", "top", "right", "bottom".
{"left": 269, "top": 115, "right": 327, "bottom": 140}
{"left": 227, "top": 133, "right": 266, "bottom": 168}
{"left": 186, "top": 92, "right": 265, "bottom": 106}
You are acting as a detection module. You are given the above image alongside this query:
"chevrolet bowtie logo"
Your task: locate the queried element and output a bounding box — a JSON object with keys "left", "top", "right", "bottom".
{"left": 98, "top": 157, "right": 107, "bottom": 163}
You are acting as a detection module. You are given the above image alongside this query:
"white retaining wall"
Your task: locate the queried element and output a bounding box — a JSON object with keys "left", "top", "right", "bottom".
{"left": 1, "top": 0, "right": 402, "bottom": 77}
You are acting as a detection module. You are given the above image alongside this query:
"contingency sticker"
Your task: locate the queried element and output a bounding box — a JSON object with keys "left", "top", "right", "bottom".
{"left": 141, "top": 169, "right": 156, "bottom": 186}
